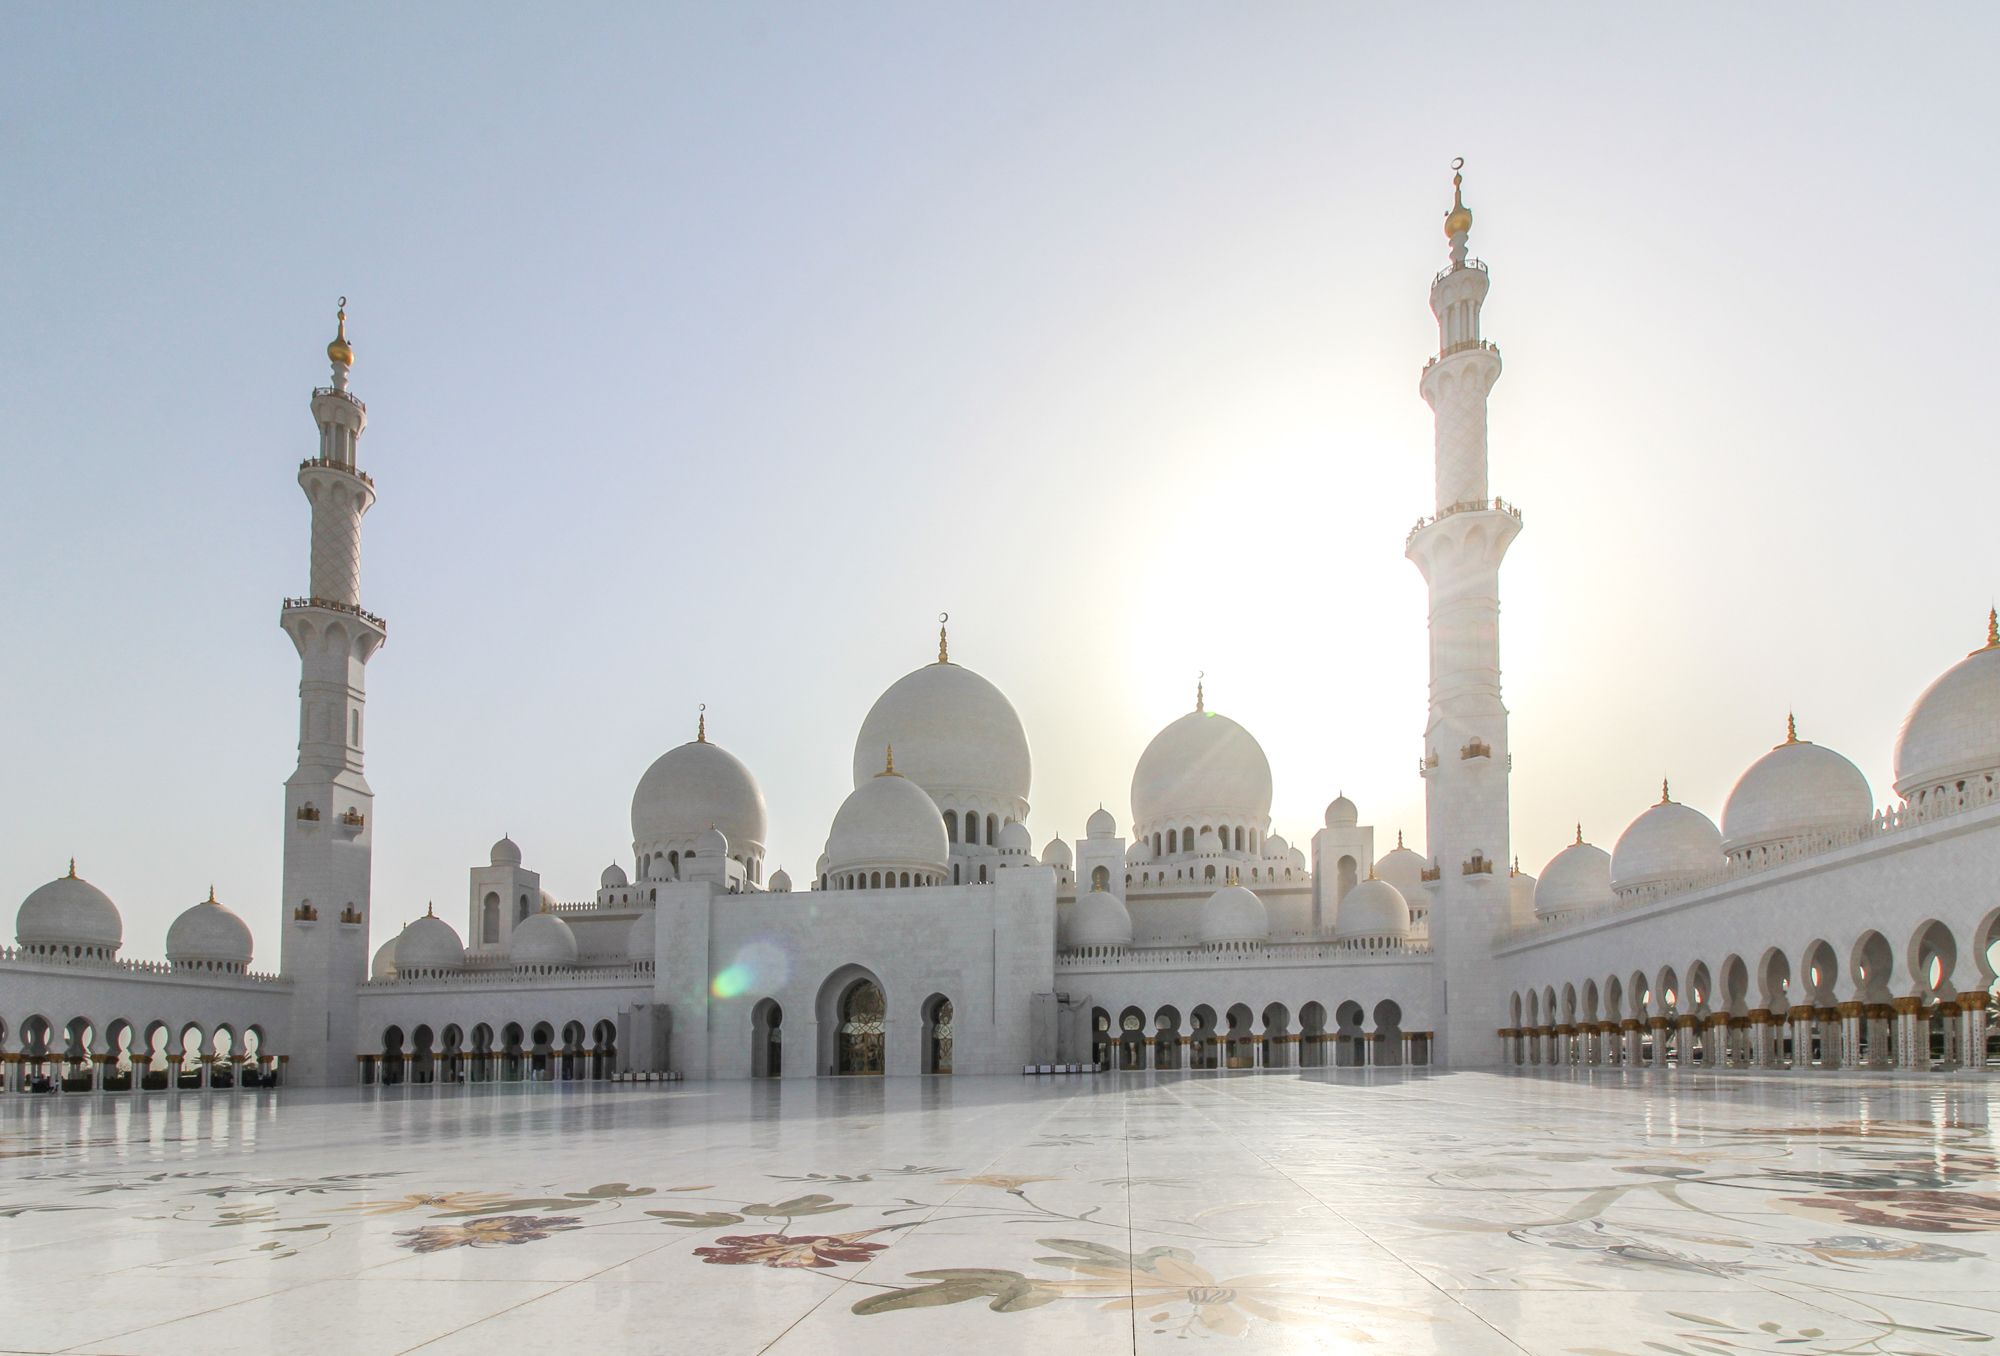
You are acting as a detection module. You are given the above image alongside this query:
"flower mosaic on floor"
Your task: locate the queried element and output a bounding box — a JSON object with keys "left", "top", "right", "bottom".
{"left": 3, "top": 1072, "right": 2000, "bottom": 1353}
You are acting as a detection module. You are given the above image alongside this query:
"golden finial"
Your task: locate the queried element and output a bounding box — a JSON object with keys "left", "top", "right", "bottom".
{"left": 1984, "top": 607, "right": 1999, "bottom": 652}
{"left": 1575, "top": 822, "right": 1584, "bottom": 845}
{"left": 326, "top": 297, "right": 354, "bottom": 368}
{"left": 424, "top": 901, "right": 434, "bottom": 918}
{"left": 66, "top": 857, "right": 76, "bottom": 879}
{"left": 937, "top": 612, "right": 950, "bottom": 664}
{"left": 1660, "top": 778, "right": 1672, "bottom": 805}
{"left": 1366, "top": 861, "right": 1378, "bottom": 881}
{"left": 207, "top": 884, "right": 218, "bottom": 905}
{"left": 1196, "top": 672, "right": 1205, "bottom": 714}
{"left": 1444, "top": 158, "right": 1473, "bottom": 245}
{"left": 696, "top": 703, "right": 706, "bottom": 743}
{"left": 880, "top": 744, "right": 899, "bottom": 777}
{"left": 1510, "top": 854, "right": 1520, "bottom": 877}
{"left": 1785, "top": 711, "right": 1799, "bottom": 745}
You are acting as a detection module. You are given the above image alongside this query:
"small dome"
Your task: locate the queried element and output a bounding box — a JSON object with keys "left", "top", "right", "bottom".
{"left": 1893, "top": 621, "right": 2000, "bottom": 800}
{"left": 1535, "top": 837, "right": 1613, "bottom": 919}
{"left": 1061, "top": 889, "right": 1132, "bottom": 948}
{"left": 1130, "top": 707, "right": 1273, "bottom": 830}
{"left": 1374, "top": 840, "right": 1429, "bottom": 894}
{"left": 632, "top": 737, "right": 769, "bottom": 859}
{"left": 1040, "top": 838, "right": 1074, "bottom": 868}
{"left": 696, "top": 825, "right": 729, "bottom": 859}
{"left": 852, "top": 659, "right": 1032, "bottom": 812}
{"left": 1086, "top": 806, "right": 1117, "bottom": 838}
{"left": 395, "top": 912, "right": 465, "bottom": 973}
{"left": 998, "top": 820, "right": 1032, "bottom": 854}
{"left": 1265, "top": 833, "right": 1290, "bottom": 857}
{"left": 1198, "top": 883, "right": 1268, "bottom": 944}
{"left": 625, "top": 909, "right": 656, "bottom": 961}
{"left": 1723, "top": 727, "right": 1873, "bottom": 853}
{"left": 826, "top": 768, "right": 949, "bottom": 877}
{"left": 1195, "top": 826, "right": 1220, "bottom": 854}
{"left": 1508, "top": 865, "right": 1537, "bottom": 926}
{"left": 165, "top": 889, "right": 253, "bottom": 968}
{"left": 490, "top": 835, "right": 523, "bottom": 867}
{"left": 1336, "top": 877, "right": 1411, "bottom": 941}
{"left": 769, "top": 867, "right": 792, "bottom": 893}
{"left": 600, "top": 862, "right": 629, "bottom": 889}
{"left": 511, "top": 910, "right": 578, "bottom": 967}
{"left": 1611, "top": 789, "right": 1724, "bottom": 893}
{"left": 1324, "top": 795, "right": 1358, "bottom": 828}
{"left": 371, "top": 933, "right": 401, "bottom": 981}
{"left": 15, "top": 866, "right": 122, "bottom": 954}
{"left": 1125, "top": 839, "right": 1150, "bottom": 864}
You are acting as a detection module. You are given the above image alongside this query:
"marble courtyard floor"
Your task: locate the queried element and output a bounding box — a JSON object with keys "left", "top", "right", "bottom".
{"left": 3, "top": 1070, "right": 1999, "bottom": 1354}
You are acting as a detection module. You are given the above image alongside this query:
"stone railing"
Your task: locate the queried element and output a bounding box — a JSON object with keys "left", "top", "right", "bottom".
{"left": 1407, "top": 496, "right": 1522, "bottom": 546}
{"left": 0, "top": 949, "right": 286, "bottom": 984}
{"left": 312, "top": 386, "right": 366, "bottom": 414}
{"left": 282, "top": 596, "right": 387, "bottom": 632}
{"left": 298, "top": 456, "right": 374, "bottom": 487}
{"left": 363, "top": 961, "right": 653, "bottom": 988}
{"left": 1432, "top": 258, "right": 1489, "bottom": 285}
{"left": 1058, "top": 937, "right": 1430, "bottom": 971}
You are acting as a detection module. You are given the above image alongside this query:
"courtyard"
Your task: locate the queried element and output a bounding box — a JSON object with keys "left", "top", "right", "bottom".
{"left": 1, "top": 1069, "right": 1996, "bottom": 1354}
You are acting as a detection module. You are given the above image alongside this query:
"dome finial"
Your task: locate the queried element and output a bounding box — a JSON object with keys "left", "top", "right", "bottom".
{"left": 1785, "top": 710, "right": 1799, "bottom": 744}
{"left": 1575, "top": 822, "right": 1584, "bottom": 845}
{"left": 66, "top": 856, "right": 76, "bottom": 879}
{"left": 1660, "top": 778, "right": 1673, "bottom": 805}
{"left": 425, "top": 901, "right": 434, "bottom": 918}
{"left": 1987, "top": 606, "right": 1999, "bottom": 651}
{"left": 696, "top": 703, "right": 706, "bottom": 743}
{"left": 937, "top": 612, "right": 950, "bottom": 664}
{"left": 1396, "top": 828, "right": 1404, "bottom": 849}
{"left": 1195, "top": 671, "right": 1205, "bottom": 714}
{"left": 207, "top": 884, "right": 217, "bottom": 905}
{"left": 1443, "top": 158, "right": 1473, "bottom": 266}
{"left": 881, "top": 743, "right": 898, "bottom": 777}
{"left": 326, "top": 296, "right": 353, "bottom": 369}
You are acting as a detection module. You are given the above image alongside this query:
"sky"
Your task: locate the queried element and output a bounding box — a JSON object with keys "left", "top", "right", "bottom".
{"left": 3, "top": 6, "right": 1996, "bottom": 962}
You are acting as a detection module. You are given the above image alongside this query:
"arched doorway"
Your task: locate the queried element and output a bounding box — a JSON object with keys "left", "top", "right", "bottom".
{"left": 817, "top": 969, "right": 887, "bottom": 1076}
{"left": 922, "top": 994, "right": 953, "bottom": 1074}
{"left": 752, "top": 999, "right": 783, "bottom": 1078}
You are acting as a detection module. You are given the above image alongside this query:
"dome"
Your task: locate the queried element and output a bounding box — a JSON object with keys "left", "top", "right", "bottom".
{"left": 15, "top": 866, "right": 122, "bottom": 954}
{"left": 1336, "top": 877, "right": 1411, "bottom": 941}
{"left": 165, "top": 889, "right": 253, "bottom": 968}
{"left": 1535, "top": 836, "right": 1613, "bottom": 919}
{"left": 600, "top": 862, "right": 629, "bottom": 889}
{"left": 997, "top": 821, "right": 1032, "bottom": 854}
{"left": 1125, "top": 840, "right": 1150, "bottom": 864}
{"left": 1130, "top": 706, "right": 1273, "bottom": 830}
{"left": 1195, "top": 827, "right": 1220, "bottom": 854}
{"left": 1374, "top": 839, "right": 1429, "bottom": 895}
{"left": 371, "top": 933, "right": 401, "bottom": 981}
{"left": 490, "top": 835, "right": 522, "bottom": 867}
{"left": 1611, "top": 788, "right": 1724, "bottom": 893}
{"left": 1198, "top": 883, "right": 1268, "bottom": 944}
{"left": 511, "top": 910, "right": 577, "bottom": 967}
{"left": 1893, "top": 625, "right": 2000, "bottom": 799}
{"left": 1086, "top": 806, "right": 1117, "bottom": 838}
{"left": 625, "top": 909, "right": 656, "bottom": 961}
{"left": 1508, "top": 865, "right": 1537, "bottom": 926}
{"left": 769, "top": 867, "right": 792, "bottom": 893}
{"left": 826, "top": 767, "right": 949, "bottom": 877}
{"left": 696, "top": 825, "right": 729, "bottom": 859}
{"left": 1722, "top": 725, "right": 1873, "bottom": 853}
{"left": 852, "top": 659, "right": 1032, "bottom": 811}
{"left": 395, "top": 911, "right": 465, "bottom": 974}
{"left": 1324, "top": 795, "right": 1357, "bottom": 828}
{"left": 1040, "top": 838, "right": 1073, "bottom": 868}
{"left": 631, "top": 737, "right": 769, "bottom": 858}
{"left": 1266, "top": 833, "right": 1290, "bottom": 857}
{"left": 1062, "top": 889, "right": 1132, "bottom": 948}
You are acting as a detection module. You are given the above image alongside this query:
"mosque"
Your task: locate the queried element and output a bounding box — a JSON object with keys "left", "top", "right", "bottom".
{"left": 5, "top": 172, "right": 1998, "bottom": 1091}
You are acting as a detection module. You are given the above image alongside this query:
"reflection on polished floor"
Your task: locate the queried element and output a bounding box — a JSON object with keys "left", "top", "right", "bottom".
{"left": 2, "top": 1069, "right": 1999, "bottom": 1354}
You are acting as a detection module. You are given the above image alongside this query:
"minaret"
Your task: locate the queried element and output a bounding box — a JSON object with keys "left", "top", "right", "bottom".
{"left": 1406, "top": 165, "right": 1522, "bottom": 1068}
{"left": 277, "top": 301, "right": 386, "bottom": 1086}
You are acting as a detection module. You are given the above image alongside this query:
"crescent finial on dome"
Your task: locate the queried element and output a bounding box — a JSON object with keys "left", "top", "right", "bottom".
{"left": 1396, "top": 828, "right": 1404, "bottom": 849}
{"left": 881, "top": 744, "right": 898, "bottom": 777}
{"left": 696, "top": 703, "right": 707, "bottom": 743}
{"left": 1443, "top": 158, "right": 1473, "bottom": 263}
{"left": 1196, "top": 672, "right": 1205, "bottom": 714}
{"left": 425, "top": 901, "right": 434, "bottom": 918}
{"left": 207, "top": 884, "right": 217, "bottom": 905}
{"left": 937, "top": 612, "right": 950, "bottom": 664}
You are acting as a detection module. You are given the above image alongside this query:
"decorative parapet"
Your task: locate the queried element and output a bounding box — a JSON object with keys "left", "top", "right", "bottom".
{"left": 293, "top": 903, "right": 319, "bottom": 921}
{"left": 1432, "top": 258, "right": 1489, "bottom": 286}
{"left": 295, "top": 805, "right": 321, "bottom": 822}
{"left": 338, "top": 907, "right": 364, "bottom": 925}
{"left": 1057, "top": 937, "right": 1431, "bottom": 972}
{"left": 1460, "top": 739, "right": 1491, "bottom": 760}
{"left": 1462, "top": 854, "right": 1495, "bottom": 875}
{"left": 298, "top": 456, "right": 374, "bottom": 487}
{"left": 282, "top": 596, "right": 387, "bottom": 632}
{"left": 0, "top": 948, "right": 286, "bottom": 983}
{"left": 360, "top": 961, "right": 655, "bottom": 989}
{"left": 311, "top": 385, "right": 366, "bottom": 414}
{"left": 1407, "top": 496, "right": 1523, "bottom": 546}
{"left": 1418, "top": 864, "right": 1442, "bottom": 883}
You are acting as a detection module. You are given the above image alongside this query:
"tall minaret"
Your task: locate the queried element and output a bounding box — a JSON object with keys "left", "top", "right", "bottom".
{"left": 1406, "top": 164, "right": 1521, "bottom": 1068}
{"left": 277, "top": 301, "right": 386, "bottom": 1087}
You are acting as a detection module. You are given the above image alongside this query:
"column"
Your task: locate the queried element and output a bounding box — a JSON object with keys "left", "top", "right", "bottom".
{"left": 1895, "top": 998, "right": 1924, "bottom": 1070}
{"left": 1839, "top": 1003, "right": 1864, "bottom": 1071}
{"left": 1788, "top": 1005, "right": 1814, "bottom": 1069}
{"left": 1816, "top": 1007, "right": 1842, "bottom": 1070}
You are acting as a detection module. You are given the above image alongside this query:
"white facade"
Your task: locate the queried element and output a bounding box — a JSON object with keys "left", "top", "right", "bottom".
{"left": 7, "top": 173, "right": 1999, "bottom": 1092}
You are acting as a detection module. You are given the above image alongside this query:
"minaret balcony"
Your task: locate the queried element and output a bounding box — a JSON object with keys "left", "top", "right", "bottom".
{"left": 1406, "top": 496, "right": 1523, "bottom": 548}
{"left": 282, "top": 597, "right": 388, "bottom": 633}
{"left": 339, "top": 907, "right": 364, "bottom": 925}
{"left": 1422, "top": 338, "right": 1500, "bottom": 372}
{"left": 1431, "top": 258, "right": 1489, "bottom": 286}
{"left": 299, "top": 456, "right": 374, "bottom": 488}
{"left": 311, "top": 385, "right": 367, "bottom": 415}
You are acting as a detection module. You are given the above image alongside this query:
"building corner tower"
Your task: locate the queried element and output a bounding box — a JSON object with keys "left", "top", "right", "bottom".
{"left": 277, "top": 302, "right": 385, "bottom": 1086}
{"left": 1405, "top": 166, "right": 1521, "bottom": 1068}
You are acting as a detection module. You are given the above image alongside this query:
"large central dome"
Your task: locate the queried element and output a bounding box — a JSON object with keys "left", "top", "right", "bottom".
{"left": 851, "top": 658, "right": 1031, "bottom": 812}
{"left": 1130, "top": 706, "right": 1273, "bottom": 830}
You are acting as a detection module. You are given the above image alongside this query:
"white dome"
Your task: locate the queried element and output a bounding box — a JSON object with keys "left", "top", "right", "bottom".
{"left": 1336, "top": 877, "right": 1411, "bottom": 941}
{"left": 1125, "top": 840, "right": 1150, "bottom": 864}
{"left": 490, "top": 835, "right": 523, "bottom": 867}
{"left": 826, "top": 770, "right": 949, "bottom": 877}
{"left": 852, "top": 660, "right": 1032, "bottom": 811}
{"left": 1723, "top": 730, "right": 1873, "bottom": 853}
{"left": 1062, "top": 889, "right": 1132, "bottom": 948}
{"left": 1611, "top": 792, "right": 1724, "bottom": 893}
{"left": 1893, "top": 633, "right": 2000, "bottom": 799}
{"left": 1195, "top": 826, "right": 1220, "bottom": 854}
{"left": 165, "top": 890, "right": 253, "bottom": 967}
{"left": 632, "top": 738, "right": 769, "bottom": 857}
{"left": 1266, "top": 833, "right": 1290, "bottom": 857}
{"left": 625, "top": 909, "right": 656, "bottom": 961}
{"left": 1130, "top": 708, "right": 1273, "bottom": 830}
{"left": 600, "top": 862, "right": 629, "bottom": 889}
{"left": 395, "top": 912, "right": 465, "bottom": 973}
{"left": 1324, "top": 795, "right": 1358, "bottom": 828}
{"left": 371, "top": 933, "right": 401, "bottom": 981}
{"left": 1374, "top": 842, "right": 1429, "bottom": 895}
{"left": 16, "top": 868, "right": 122, "bottom": 953}
{"left": 511, "top": 910, "right": 577, "bottom": 967}
{"left": 1508, "top": 866, "right": 1537, "bottom": 926}
{"left": 1040, "top": 838, "right": 1073, "bottom": 868}
{"left": 769, "top": 867, "right": 792, "bottom": 893}
{"left": 1198, "top": 883, "right": 1268, "bottom": 944}
{"left": 1086, "top": 806, "right": 1117, "bottom": 838}
{"left": 998, "top": 820, "right": 1032, "bottom": 854}
{"left": 696, "top": 825, "right": 729, "bottom": 859}
{"left": 1535, "top": 838, "right": 1613, "bottom": 919}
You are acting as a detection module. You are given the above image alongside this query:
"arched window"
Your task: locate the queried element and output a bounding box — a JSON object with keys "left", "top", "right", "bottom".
{"left": 986, "top": 814, "right": 998, "bottom": 844}
{"left": 1167, "top": 829, "right": 1178, "bottom": 853}
{"left": 900, "top": 871, "right": 911, "bottom": 887}
{"left": 978, "top": 865, "right": 988, "bottom": 883}
{"left": 516, "top": 893, "right": 531, "bottom": 923}
{"left": 481, "top": 892, "right": 500, "bottom": 944}
{"left": 870, "top": 871, "right": 882, "bottom": 889}
{"left": 964, "top": 814, "right": 978, "bottom": 846}
{"left": 944, "top": 809, "right": 958, "bottom": 843}
{"left": 1233, "top": 826, "right": 1244, "bottom": 851}
{"left": 669, "top": 850, "right": 680, "bottom": 875}
{"left": 953, "top": 863, "right": 961, "bottom": 884}
{"left": 1090, "top": 865, "right": 1110, "bottom": 892}
{"left": 1152, "top": 832, "right": 1162, "bottom": 856}
{"left": 1204, "top": 864, "right": 1216, "bottom": 883}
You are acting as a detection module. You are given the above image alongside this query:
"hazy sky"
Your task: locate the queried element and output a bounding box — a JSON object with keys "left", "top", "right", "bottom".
{"left": 4, "top": 6, "right": 1996, "bottom": 961}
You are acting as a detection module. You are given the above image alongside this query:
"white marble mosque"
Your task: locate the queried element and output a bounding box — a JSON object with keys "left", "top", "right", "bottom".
{"left": 4, "top": 169, "right": 2000, "bottom": 1099}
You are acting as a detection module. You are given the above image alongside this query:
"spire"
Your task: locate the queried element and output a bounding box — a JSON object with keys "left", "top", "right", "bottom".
{"left": 696, "top": 703, "right": 706, "bottom": 743}
{"left": 880, "top": 744, "right": 899, "bottom": 777}
{"left": 1444, "top": 158, "right": 1473, "bottom": 267}
{"left": 937, "top": 612, "right": 950, "bottom": 664}
{"left": 66, "top": 857, "right": 76, "bottom": 879}
{"left": 1785, "top": 711, "right": 1800, "bottom": 745}
{"left": 424, "top": 901, "right": 434, "bottom": 918}
{"left": 1396, "top": 829, "right": 1404, "bottom": 850}
{"left": 1575, "top": 822, "right": 1584, "bottom": 846}
{"left": 1983, "top": 607, "right": 1999, "bottom": 653}
{"left": 326, "top": 297, "right": 353, "bottom": 387}
{"left": 207, "top": 884, "right": 218, "bottom": 905}
{"left": 1195, "top": 672, "right": 1205, "bottom": 713}
{"left": 1660, "top": 778, "right": 1673, "bottom": 805}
